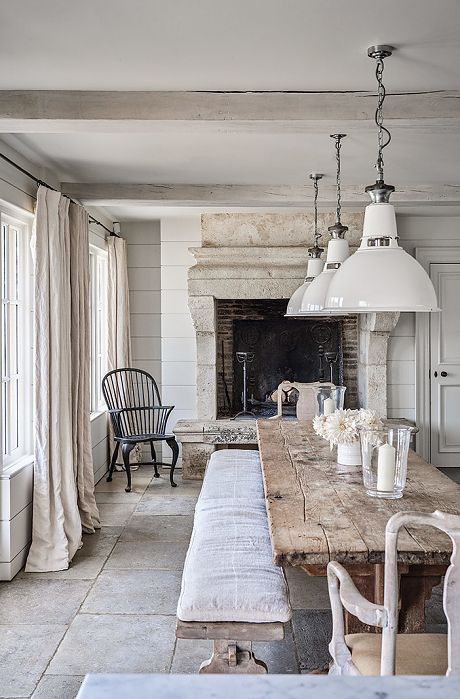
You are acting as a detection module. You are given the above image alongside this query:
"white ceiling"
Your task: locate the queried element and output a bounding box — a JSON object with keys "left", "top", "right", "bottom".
{"left": 3, "top": 126, "right": 459, "bottom": 186}
{"left": 2, "top": 0, "right": 460, "bottom": 91}
{"left": 1, "top": 1, "right": 460, "bottom": 220}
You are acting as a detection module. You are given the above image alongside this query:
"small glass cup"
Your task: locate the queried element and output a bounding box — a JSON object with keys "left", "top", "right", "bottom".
{"left": 316, "top": 385, "right": 346, "bottom": 416}
{"left": 359, "top": 425, "right": 413, "bottom": 499}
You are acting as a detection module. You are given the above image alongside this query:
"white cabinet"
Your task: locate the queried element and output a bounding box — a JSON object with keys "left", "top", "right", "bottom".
{"left": 0, "top": 460, "right": 34, "bottom": 580}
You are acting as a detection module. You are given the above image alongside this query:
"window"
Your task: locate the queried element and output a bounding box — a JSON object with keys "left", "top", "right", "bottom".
{"left": 90, "top": 245, "right": 108, "bottom": 413}
{"left": 1, "top": 212, "right": 33, "bottom": 467}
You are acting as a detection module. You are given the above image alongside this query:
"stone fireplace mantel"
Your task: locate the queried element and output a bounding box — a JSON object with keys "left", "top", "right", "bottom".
{"left": 176, "top": 212, "right": 400, "bottom": 477}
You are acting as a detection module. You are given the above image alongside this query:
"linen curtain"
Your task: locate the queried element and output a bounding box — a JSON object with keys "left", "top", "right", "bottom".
{"left": 26, "top": 187, "right": 100, "bottom": 573}
{"left": 107, "top": 235, "right": 141, "bottom": 467}
{"left": 107, "top": 235, "right": 132, "bottom": 370}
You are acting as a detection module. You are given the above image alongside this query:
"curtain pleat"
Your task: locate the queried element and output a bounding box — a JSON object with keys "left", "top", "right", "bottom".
{"left": 25, "top": 187, "right": 100, "bottom": 572}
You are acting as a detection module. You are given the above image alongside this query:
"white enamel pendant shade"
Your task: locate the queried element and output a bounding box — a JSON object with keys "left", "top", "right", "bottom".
{"left": 299, "top": 237, "right": 350, "bottom": 314}
{"left": 325, "top": 203, "right": 439, "bottom": 313}
{"left": 286, "top": 257, "right": 324, "bottom": 316}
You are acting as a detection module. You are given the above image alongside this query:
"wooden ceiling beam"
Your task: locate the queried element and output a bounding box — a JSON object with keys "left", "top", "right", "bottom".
{"left": 60, "top": 182, "right": 460, "bottom": 207}
{"left": 0, "top": 90, "right": 459, "bottom": 132}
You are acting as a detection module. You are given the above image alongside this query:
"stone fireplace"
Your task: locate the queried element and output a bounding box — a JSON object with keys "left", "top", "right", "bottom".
{"left": 175, "top": 212, "right": 399, "bottom": 477}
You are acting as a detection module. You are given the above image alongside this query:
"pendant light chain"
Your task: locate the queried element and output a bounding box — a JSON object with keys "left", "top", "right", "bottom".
{"left": 332, "top": 134, "right": 346, "bottom": 224}
{"left": 313, "top": 175, "right": 319, "bottom": 246}
{"left": 374, "top": 55, "right": 392, "bottom": 180}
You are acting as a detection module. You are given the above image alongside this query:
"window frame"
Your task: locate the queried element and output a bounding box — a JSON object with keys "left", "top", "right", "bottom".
{"left": 89, "top": 243, "right": 108, "bottom": 415}
{"left": 0, "top": 206, "right": 33, "bottom": 470}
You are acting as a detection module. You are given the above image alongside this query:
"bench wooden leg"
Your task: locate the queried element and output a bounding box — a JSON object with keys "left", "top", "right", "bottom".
{"left": 199, "top": 640, "right": 267, "bottom": 674}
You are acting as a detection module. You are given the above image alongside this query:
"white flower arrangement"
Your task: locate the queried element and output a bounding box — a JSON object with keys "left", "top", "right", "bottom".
{"left": 313, "top": 408, "right": 383, "bottom": 446}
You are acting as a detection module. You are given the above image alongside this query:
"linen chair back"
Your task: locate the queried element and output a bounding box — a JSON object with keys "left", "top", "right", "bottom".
{"left": 102, "top": 368, "right": 170, "bottom": 438}
{"left": 382, "top": 510, "right": 460, "bottom": 676}
{"left": 327, "top": 509, "right": 460, "bottom": 677}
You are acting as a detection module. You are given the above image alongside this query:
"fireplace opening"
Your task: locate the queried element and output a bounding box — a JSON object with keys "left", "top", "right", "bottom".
{"left": 216, "top": 299, "right": 358, "bottom": 418}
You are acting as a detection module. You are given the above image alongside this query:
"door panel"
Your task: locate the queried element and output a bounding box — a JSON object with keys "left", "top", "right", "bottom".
{"left": 430, "top": 263, "right": 460, "bottom": 467}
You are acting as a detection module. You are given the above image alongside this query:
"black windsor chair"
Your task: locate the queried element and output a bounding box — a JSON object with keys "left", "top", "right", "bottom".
{"left": 102, "top": 368, "right": 179, "bottom": 492}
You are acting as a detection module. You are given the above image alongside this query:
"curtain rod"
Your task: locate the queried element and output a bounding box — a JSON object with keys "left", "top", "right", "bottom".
{"left": 0, "top": 151, "right": 119, "bottom": 237}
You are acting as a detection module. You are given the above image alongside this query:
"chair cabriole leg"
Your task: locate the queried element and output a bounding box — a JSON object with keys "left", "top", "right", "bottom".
{"left": 167, "top": 437, "right": 179, "bottom": 487}
{"left": 121, "top": 442, "right": 135, "bottom": 492}
{"left": 107, "top": 443, "right": 120, "bottom": 482}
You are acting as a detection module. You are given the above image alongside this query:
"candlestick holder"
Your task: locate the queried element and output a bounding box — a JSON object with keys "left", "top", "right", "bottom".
{"left": 359, "top": 425, "right": 413, "bottom": 499}
{"left": 315, "top": 385, "right": 347, "bottom": 416}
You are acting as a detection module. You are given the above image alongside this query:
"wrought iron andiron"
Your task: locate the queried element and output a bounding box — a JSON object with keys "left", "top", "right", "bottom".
{"left": 234, "top": 351, "right": 256, "bottom": 420}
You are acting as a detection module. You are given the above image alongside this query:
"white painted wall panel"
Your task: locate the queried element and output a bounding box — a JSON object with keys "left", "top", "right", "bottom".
{"left": 160, "top": 216, "right": 201, "bottom": 448}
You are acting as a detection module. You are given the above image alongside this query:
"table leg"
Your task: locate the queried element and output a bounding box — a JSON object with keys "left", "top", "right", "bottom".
{"left": 299, "top": 563, "right": 446, "bottom": 634}
{"left": 398, "top": 565, "right": 445, "bottom": 633}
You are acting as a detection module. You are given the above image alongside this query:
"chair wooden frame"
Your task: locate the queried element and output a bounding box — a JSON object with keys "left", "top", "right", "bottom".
{"left": 327, "top": 510, "right": 460, "bottom": 676}
{"left": 102, "top": 368, "right": 179, "bottom": 492}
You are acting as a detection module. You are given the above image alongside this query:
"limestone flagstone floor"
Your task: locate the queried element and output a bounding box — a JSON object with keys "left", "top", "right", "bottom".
{"left": 0, "top": 465, "right": 452, "bottom": 699}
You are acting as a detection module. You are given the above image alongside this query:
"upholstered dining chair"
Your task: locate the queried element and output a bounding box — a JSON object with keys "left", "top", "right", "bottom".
{"left": 327, "top": 510, "right": 459, "bottom": 676}
{"left": 102, "top": 368, "right": 179, "bottom": 492}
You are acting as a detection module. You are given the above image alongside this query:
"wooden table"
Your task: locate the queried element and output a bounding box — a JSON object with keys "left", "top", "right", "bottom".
{"left": 257, "top": 419, "right": 460, "bottom": 633}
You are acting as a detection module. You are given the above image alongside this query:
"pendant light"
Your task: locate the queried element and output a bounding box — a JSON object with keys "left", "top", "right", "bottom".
{"left": 286, "top": 173, "right": 325, "bottom": 316}
{"left": 299, "top": 134, "right": 350, "bottom": 314}
{"left": 326, "top": 46, "right": 438, "bottom": 313}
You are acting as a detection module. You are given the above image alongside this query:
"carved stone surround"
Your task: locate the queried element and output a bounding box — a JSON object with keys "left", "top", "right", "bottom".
{"left": 178, "top": 212, "right": 399, "bottom": 477}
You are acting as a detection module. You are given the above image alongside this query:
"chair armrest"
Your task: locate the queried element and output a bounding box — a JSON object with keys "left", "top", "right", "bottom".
{"left": 327, "top": 561, "right": 387, "bottom": 628}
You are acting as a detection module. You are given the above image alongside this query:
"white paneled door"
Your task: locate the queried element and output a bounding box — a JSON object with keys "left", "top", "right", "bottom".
{"left": 430, "top": 263, "right": 460, "bottom": 467}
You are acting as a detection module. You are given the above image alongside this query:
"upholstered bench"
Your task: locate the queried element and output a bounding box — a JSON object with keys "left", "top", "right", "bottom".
{"left": 176, "top": 449, "right": 291, "bottom": 673}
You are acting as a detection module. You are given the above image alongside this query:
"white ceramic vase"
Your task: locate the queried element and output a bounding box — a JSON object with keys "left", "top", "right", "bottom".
{"left": 337, "top": 441, "right": 362, "bottom": 466}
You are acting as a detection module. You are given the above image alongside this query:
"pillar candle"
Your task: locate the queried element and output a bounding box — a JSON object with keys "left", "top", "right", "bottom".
{"left": 323, "top": 397, "right": 336, "bottom": 416}
{"left": 377, "top": 442, "right": 396, "bottom": 492}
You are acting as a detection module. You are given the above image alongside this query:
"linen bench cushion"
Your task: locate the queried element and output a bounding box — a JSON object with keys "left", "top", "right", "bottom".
{"left": 177, "top": 449, "right": 291, "bottom": 624}
{"left": 198, "top": 449, "right": 264, "bottom": 503}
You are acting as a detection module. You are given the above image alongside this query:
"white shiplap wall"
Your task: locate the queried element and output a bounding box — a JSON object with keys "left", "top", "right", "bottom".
{"left": 161, "top": 216, "right": 201, "bottom": 453}
{"left": 123, "top": 221, "right": 162, "bottom": 386}
{"left": 387, "top": 312, "right": 416, "bottom": 422}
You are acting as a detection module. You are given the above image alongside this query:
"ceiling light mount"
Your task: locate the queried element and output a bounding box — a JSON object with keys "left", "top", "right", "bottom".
{"left": 367, "top": 45, "right": 395, "bottom": 61}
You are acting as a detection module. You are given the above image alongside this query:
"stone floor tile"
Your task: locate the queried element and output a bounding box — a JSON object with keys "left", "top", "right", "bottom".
{"left": 120, "top": 514, "right": 194, "bottom": 543}
{"left": 292, "top": 609, "right": 332, "bottom": 674}
{"left": 31, "top": 675, "right": 84, "bottom": 699}
{"left": 19, "top": 556, "right": 107, "bottom": 581}
{"left": 95, "top": 490, "right": 144, "bottom": 504}
{"left": 135, "top": 495, "right": 197, "bottom": 516}
{"left": 284, "top": 566, "right": 331, "bottom": 610}
{"left": 145, "top": 476, "right": 202, "bottom": 496}
{"left": 97, "top": 503, "right": 137, "bottom": 527}
{"left": 76, "top": 528, "right": 121, "bottom": 558}
{"left": 425, "top": 583, "right": 446, "bottom": 626}
{"left": 94, "top": 472, "right": 152, "bottom": 494}
{"left": 0, "top": 624, "right": 67, "bottom": 697}
{"left": 170, "top": 638, "right": 212, "bottom": 673}
{"left": 254, "top": 623, "right": 299, "bottom": 674}
{"left": 105, "top": 540, "right": 189, "bottom": 571}
{"left": 0, "top": 580, "right": 92, "bottom": 625}
{"left": 47, "top": 615, "right": 176, "bottom": 675}
{"left": 81, "top": 569, "right": 182, "bottom": 615}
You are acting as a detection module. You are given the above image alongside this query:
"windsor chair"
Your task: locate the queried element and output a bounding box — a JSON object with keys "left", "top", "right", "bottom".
{"left": 102, "top": 368, "right": 179, "bottom": 492}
